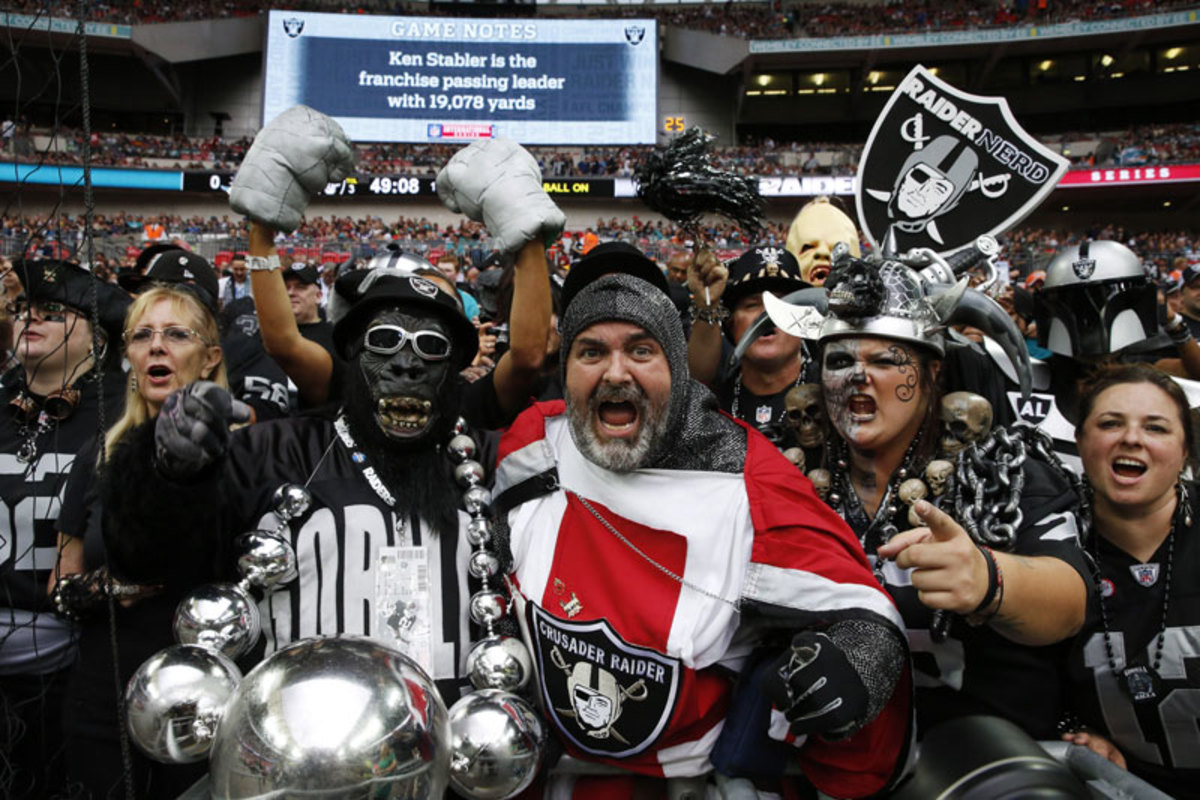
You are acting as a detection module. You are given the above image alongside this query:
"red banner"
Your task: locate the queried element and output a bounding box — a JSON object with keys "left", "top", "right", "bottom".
{"left": 1057, "top": 164, "right": 1200, "bottom": 188}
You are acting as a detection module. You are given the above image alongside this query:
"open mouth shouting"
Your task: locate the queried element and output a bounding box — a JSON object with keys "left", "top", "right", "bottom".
{"left": 145, "top": 364, "right": 175, "bottom": 388}
{"left": 596, "top": 398, "right": 640, "bottom": 439}
{"left": 847, "top": 393, "right": 876, "bottom": 420}
{"left": 809, "top": 264, "right": 831, "bottom": 285}
{"left": 375, "top": 395, "right": 433, "bottom": 438}
{"left": 1111, "top": 456, "right": 1148, "bottom": 481}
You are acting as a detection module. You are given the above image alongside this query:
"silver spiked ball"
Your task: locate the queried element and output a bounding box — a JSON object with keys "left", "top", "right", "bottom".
{"left": 234, "top": 530, "right": 297, "bottom": 590}
{"left": 125, "top": 644, "right": 241, "bottom": 764}
{"left": 448, "top": 689, "right": 546, "bottom": 800}
{"left": 173, "top": 583, "right": 261, "bottom": 661}
{"left": 208, "top": 637, "right": 450, "bottom": 800}
{"left": 271, "top": 483, "right": 312, "bottom": 521}
{"left": 455, "top": 460, "right": 486, "bottom": 488}
{"left": 448, "top": 433, "right": 477, "bottom": 462}
{"left": 466, "top": 636, "right": 533, "bottom": 692}
{"left": 469, "top": 590, "right": 508, "bottom": 626}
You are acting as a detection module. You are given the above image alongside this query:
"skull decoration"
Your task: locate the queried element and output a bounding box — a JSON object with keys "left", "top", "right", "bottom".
{"left": 897, "top": 478, "right": 928, "bottom": 527}
{"left": 784, "top": 384, "right": 826, "bottom": 449}
{"left": 925, "top": 459, "right": 954, "bottom": 497}
{"left": 939, "top": 391, "right": 993, "bottom": 457}
{"left": 781, "top": 447, "right": 806, "bottom": 472}
{"left": 807, "top": 469, "right": 832, "bottom": 501}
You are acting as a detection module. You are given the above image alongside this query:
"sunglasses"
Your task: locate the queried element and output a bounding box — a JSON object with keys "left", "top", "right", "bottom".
{"left": 363, "top": 324, "right": 452, "bottom": 361}
{"left": 124, "top": 326, "right": 210, "bottom": 349}
{"left": 8, "top": 300, "right": 75, "bottom": 323}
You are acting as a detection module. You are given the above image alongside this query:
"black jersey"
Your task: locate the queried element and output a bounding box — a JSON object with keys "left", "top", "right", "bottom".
{"left": 854, "top": 457, "right": 1088, "bottom": 739}
{"left": 101, "top": 415, "right": 479, "bottom": 702}
{"left": 1066, "top": 497, "right": 1200, "bottom": 798}
{"left": 221, "top": 298, "right": 291, "bottom": 421}
{"left": 0, "top": 368, "right": 124, "bottom": 674}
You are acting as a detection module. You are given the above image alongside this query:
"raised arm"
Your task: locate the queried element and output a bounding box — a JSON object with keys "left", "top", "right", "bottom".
{"left": 247, "top": 222, "right": 333, "bottom": 406}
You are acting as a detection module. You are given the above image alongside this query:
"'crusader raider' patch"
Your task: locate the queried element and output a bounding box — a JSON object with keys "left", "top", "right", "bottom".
{"left": 856, "top": 65, "right": 1068, "bottom": 256}
{"left": 530, "top": 605, "right": 680, "bottom": 758}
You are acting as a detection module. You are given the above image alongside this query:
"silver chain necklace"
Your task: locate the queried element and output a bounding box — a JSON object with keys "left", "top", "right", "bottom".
{"left": 572, "top": 490, "right": 741, "bottom": 611}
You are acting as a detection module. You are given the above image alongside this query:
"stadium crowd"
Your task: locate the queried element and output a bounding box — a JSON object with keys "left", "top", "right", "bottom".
{"left": 3, "top": 121, "right": 1199, "bottom": 178}
{"left": 8, "top": 0, "right": 1199, "bottom": 39}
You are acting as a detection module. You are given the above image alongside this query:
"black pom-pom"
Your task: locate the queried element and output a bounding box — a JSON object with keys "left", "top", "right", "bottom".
{"left": 634, "top": 127, "right": 764, "bottom": 239}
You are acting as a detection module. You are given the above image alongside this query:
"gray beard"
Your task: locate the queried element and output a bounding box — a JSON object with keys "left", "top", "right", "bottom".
{"left": 566, "top": 382, "right": 669, "bottom": 473}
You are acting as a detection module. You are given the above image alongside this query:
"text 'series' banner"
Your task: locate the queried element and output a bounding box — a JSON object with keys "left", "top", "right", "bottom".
{"left": 265, "top": 11, "right": 658, "bottom": 145}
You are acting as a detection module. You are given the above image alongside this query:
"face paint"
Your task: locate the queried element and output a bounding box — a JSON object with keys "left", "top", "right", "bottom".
{"left": 822, "top": 337, "right": 929, "bottom": 454}
{"left": 353, "top": 306, "right": 456, "bottom": 443}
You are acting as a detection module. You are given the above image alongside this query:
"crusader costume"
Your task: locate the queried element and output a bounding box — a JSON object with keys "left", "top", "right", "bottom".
{"left": 100, "top": 270, "right": 482, "bottom": 702}
{"left": 495, "top": 274, "right": 912, "bottom": 798}
{"left": 746, "top": 251, "right": 1091, "bottom": 740}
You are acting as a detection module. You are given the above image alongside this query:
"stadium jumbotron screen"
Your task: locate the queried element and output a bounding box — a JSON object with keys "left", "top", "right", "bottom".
{"left": 264, "top": 10, "right": 658, "bottom": 145}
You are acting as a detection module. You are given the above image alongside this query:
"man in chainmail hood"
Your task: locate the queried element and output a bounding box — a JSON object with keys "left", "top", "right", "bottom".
{"left": 495, "top": 266, "right": 913, "bottom": 797}
{"left": 558, "top": 272, "right": 741, "bottom": 473}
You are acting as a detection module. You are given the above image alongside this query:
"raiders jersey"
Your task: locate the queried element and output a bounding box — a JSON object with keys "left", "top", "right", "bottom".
{"left": 104, "top": 416, "right": 477, "bottom": 702}
{"left": 1066, "top": 499, "right": 1200, "bottom": 798}
{"left": 0, "top": 369, "right": 125, "bottom": 675}
{"left": 855, "top": 458, "right": 1088, "bottom": 740}
{"left": 496, "top": 401, "right": 910, "bottom": 799}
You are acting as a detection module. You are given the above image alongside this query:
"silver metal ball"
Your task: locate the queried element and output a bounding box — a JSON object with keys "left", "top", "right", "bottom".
{"left": 448, "top": 689, "right": 545, "bottom": 800}
{"left": 455, "top": 460, "right": 485, "bottom": 488}
{"left": 464, "top": 486, "right": 492, "bottom": 515}
{"left": 271, "top": 483, "right": 312, "bottom": 521}
{"left": 234, "top": 530, "right": 298, "bottom": 590}
{"left": 173, "top": 583, "right": 261, "bottom": 661}
{"left": 469, "top": 591, "right": 508, "bottom": 626}
{"left": 448, "top": 433, "right": 477, "bottom": 462}
{"left": 208, "top": 637, "right": 450, "bottom": 799}
{"left": 469, "top": 550, "right": 501, "bottom": 580}
{"left": 465, "top": 636, "right": 533, "bottom": 692}
{"left": 125, "top": 644, "right": 241, "bottom": 764}
{"left": 454, "top": 417, "right": 469, "bottom": 436}
{"left": 466, "top": 518, "right": 493, "bottom": 547}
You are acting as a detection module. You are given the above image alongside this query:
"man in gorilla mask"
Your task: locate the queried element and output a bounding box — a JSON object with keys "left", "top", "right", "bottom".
{"left": 101, "top": 269, "right": 483, "bottom": 699}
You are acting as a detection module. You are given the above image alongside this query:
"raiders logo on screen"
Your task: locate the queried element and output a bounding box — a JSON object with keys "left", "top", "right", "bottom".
{"left": 856, "top": 65, "right": 1069, "bottom": 256}
{"left": 530, "top": 605, "right": 679, "bottom": 758}
{"left": 624, "top": 25, "right": 646, "bottom": 46}
{"left": 283, "top": 17, "right": 305, "bottom": 38}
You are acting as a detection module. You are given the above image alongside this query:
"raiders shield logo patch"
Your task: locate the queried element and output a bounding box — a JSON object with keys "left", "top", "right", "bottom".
{"left": 1130, "top": 563, "right": 1160, "bottom": 587}
{"left": 530, "top": 605, "right": 680, "bottom": 758}
{"left": 857, "top": 65, "right": 1068, "bottom": 256}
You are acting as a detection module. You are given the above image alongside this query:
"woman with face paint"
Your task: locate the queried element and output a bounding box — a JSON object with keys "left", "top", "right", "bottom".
{"left": 760, "top": 252, "right": 1091, "bottom": 742}
{"left": 1062, "top": 364, "right": 1200, "bottom": 796}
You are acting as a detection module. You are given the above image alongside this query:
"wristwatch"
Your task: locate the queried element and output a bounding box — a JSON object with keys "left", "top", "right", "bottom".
{"left": 246, "top": 254, "right": 281, "bottom": 272}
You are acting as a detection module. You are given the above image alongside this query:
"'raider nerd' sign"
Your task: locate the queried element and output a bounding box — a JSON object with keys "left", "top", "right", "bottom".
{"left": 857, "top": 65, "right": 1069, "bottom": 255}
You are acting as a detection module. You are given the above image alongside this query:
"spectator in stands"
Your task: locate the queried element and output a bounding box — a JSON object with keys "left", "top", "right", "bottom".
{"left": 283, "top": 261, "right": 337, "bottom": 362}
{"left": 1175, "top": 263, "right": 1200, "bottom": 339}
{"left": 1, "top": 260, "right": 128, "bottom": 799}
{"left": 687, "top": 246, "right": 811, "bottom": 445}
{"left": 218, "top": 252, "right": 250, "bottom": 307}
{"left": 57, "top": 283, "right": 230, "bottom": 800}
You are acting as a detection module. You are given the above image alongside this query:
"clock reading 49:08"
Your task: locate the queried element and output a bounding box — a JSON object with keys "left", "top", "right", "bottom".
{"left": 369, "top": 176, "right": 422, "bottom": 195}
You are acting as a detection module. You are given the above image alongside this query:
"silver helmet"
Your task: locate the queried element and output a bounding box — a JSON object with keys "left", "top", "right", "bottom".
{"left": 1033, "top": 240, "right": 1157, "bottom": 357}
{"left": 733, "top": 247, "right": 1032, "bottom": 397}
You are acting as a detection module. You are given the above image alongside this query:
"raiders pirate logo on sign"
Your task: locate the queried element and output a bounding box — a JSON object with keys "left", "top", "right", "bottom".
{"left": 857, "top": 65, "right": 1068, "bottom": 255}
{"left": 530, "top": 605, "right": 679, "bottom": 758}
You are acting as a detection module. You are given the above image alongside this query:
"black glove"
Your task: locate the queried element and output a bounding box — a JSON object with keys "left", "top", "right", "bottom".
{"left": 764, "top": 631, "right": 870, "bottom": 740}
{"left": 154, "top": 381, "right": 251, "bottom": 480}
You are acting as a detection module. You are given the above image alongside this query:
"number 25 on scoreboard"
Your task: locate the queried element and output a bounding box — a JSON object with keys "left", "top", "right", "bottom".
{"left": 664, "top": 116, "right": 686, "bottom": 133}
